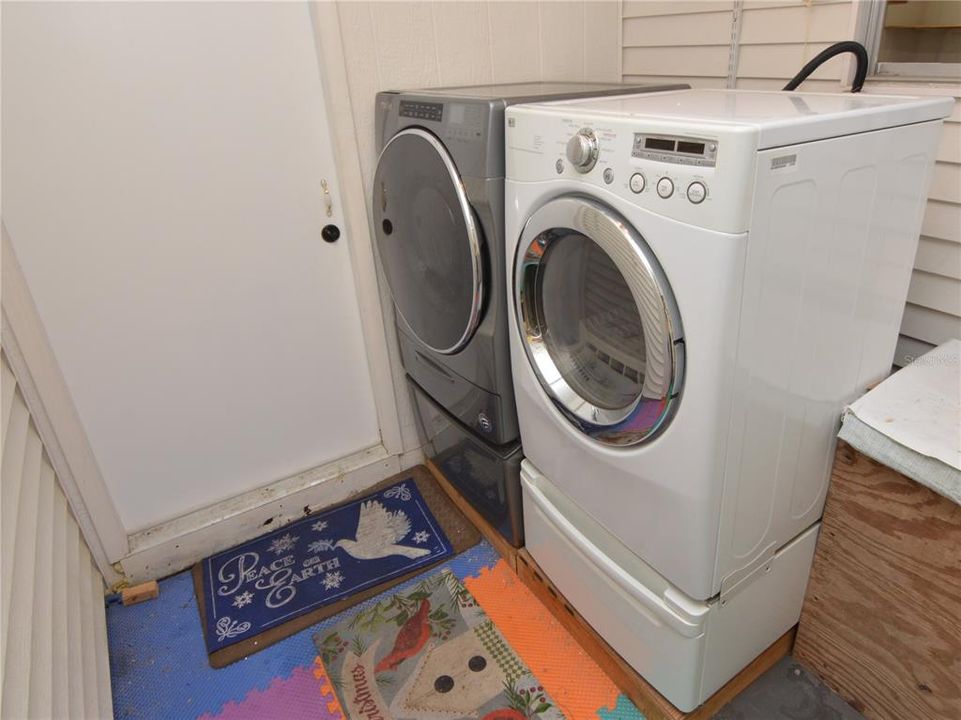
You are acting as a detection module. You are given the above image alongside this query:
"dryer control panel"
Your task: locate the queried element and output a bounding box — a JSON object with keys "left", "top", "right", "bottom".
{"left": 506, "top": 107, "right": 761, "bottom": 234}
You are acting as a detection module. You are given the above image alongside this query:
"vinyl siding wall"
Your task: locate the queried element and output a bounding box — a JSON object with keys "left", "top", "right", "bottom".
{"left": 1, "top": 350, "right": 112, "bottom": 719}
{"left": 621, "top": 0, "right": 961, "bottom": 365}
{"left": 895, "top": 85, "right": 961, "bottom": 364}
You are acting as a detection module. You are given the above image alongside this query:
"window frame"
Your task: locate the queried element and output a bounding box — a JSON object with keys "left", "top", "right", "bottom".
{"left": 861, "top": 0, "right": 961, "bottom": 80}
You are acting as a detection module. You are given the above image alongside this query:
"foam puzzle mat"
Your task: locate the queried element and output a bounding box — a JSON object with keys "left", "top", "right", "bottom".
{"left": 107, "top": 541, "right": 646, "bottom": 719}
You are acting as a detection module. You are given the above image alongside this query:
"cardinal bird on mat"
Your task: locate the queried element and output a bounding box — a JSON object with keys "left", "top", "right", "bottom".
{"left": 375, "top": 598, "right": 432, "bottom": 672}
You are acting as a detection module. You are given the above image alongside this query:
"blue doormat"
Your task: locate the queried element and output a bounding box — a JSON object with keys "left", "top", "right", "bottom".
{"left": 195, "top": 473, "right": 465, "bottom": 665}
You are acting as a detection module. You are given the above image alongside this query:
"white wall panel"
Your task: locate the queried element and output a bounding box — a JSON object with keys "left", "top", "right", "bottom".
{"left": 1, "top": 351, "right": 112, "bottom": 719}
{"left": 488, "top": 1, "right": 542, "bottom": 86}
{"left": 540, "top": 1, "right": 586, "bottom": 81}
{"left": 370, "top": 1, "right": 441, "bottom": 89}
{"left": 585, "top": 0, "right": 621, "bottom": 81}
{"left": 433, "top": 1, "right": 494, "bottom": 87}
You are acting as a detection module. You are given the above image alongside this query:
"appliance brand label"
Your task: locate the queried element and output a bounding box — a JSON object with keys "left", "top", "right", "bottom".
{"left": 770, "top": 154, "right": 798, "bottom": 172}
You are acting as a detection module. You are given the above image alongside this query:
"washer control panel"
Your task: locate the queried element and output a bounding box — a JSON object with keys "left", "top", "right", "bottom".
{"left": 399, "top": 100, "right": 443, "bottom": 122}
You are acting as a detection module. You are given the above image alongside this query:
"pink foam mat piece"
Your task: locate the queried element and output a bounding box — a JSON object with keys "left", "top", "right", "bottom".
{"left": 200, "top": 664, "right": 342, "bottom": 720}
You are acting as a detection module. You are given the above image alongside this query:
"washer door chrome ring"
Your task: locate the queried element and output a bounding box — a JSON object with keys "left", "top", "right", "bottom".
{"left": 375, "top": 128, "right": 484, "bottom": 355}
{"left": 514, "top": 195, "right": 684, "bottom": 446}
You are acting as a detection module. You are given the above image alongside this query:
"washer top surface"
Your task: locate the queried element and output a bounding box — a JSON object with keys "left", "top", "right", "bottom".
{"left": 516, "top": 88, "right": 953, "bottom": 148}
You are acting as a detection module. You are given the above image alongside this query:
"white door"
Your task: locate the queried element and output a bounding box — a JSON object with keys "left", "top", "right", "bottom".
{"left": 2, "top": 3, "right": 381, "bottom": 532}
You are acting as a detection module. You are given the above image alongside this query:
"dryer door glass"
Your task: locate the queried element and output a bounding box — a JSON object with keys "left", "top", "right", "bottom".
{"left": 373, "top": 128, "right": 483, "bottom": 355}
{"left": 515, "top": 196, "right": 684, "bottom": 446}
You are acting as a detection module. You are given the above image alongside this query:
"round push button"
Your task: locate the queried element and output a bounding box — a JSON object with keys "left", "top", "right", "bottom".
{"left": 603, "top": 168, "right": 614, "bottom": 184}
{"left": 629, "top": 173, "right": 645, "bottom": 193}
{"left": 656, "top": 177, "right": 674, "bottom": 199}
{"left": 687, "top": 181, "right": 707, "bottom": 204}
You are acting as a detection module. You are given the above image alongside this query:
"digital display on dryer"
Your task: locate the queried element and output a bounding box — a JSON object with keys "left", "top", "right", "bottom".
{"left": 677, "top": 140, "right": 706, "bottom": 155}
{"left": 645, "top": 137, "right": 675, "bottom": 151}
{"left": 633, "top": 133, "right": 717, "bottom": 167}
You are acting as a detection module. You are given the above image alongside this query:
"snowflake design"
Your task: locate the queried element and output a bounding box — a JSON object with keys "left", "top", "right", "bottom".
{"left": 267, "top": 533, "right": 298, "bottom": 556}
{"left": 322, "top": 571, "right": 344, "bottom": 591}
{"left": 311, "top": 520, "right": 329, "bottom": 533}
{"left": 232, "top": 591, "right": 253, "bottom": 609}
{"left": 308, "top": 538, "right": 336, "bottom": 554}
{"left": 412, "top": 530, "right": 430, "bottom": 545}
{"left": 384, "top": 484, "right": 412, "bottom": 502}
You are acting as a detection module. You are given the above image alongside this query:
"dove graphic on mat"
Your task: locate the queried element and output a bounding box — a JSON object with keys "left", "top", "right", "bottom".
{"left": 336, "top": 500, "right": 432, "bottom": 560}
{"left": 375, "top": 597, "right": 432, "bottom": 672}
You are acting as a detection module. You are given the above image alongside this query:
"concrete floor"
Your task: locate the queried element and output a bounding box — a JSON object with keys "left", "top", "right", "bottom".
{"left": 713, "top": 657, "right": 866, "bottom": 720}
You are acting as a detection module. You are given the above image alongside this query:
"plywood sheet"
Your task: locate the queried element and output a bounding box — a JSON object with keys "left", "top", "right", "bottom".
{"left": 795, "top": 442, "right": 961, "bottom": 720}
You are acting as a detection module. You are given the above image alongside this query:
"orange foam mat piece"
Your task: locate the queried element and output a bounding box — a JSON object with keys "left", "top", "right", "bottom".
{"left": 464, "top": 559, "right": 622, "bottom": 719}
{"left": 312, "top": 656, "right": 345, "bottom": 718}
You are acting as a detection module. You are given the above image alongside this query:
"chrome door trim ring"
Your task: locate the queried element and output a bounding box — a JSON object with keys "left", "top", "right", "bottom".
{"left": 376, "top": 127, "right": 484, "bottom": 355}
{"left": 514, "top": 194, "right": 684, "bottom": 446}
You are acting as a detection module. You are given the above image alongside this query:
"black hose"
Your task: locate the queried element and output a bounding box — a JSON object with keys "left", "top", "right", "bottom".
{"left": 783, "top": 41, "right": 869, "bottom": 93}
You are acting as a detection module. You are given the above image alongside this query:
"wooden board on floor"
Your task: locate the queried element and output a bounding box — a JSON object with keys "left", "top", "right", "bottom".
{"left": 515, "top": 548, "right": 795, "bottom": 720}
{"left": 794, "top": 441, "right": 961, "bottom": 720}
{"left": 426, "top": 459, "right": 518, "bottom": 571}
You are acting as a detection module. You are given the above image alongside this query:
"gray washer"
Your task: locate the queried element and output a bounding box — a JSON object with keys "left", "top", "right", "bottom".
{"left": 373, "top": 82, "right": 686, "bottom": 546}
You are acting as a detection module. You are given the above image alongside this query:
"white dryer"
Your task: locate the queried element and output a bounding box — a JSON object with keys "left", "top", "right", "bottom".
{"left": 504, "top": 89, "right": 951, "bottom": 711}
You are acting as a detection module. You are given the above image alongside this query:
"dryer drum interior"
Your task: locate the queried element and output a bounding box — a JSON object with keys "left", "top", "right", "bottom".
{"left": 515, "top": 195, "right": 685, "bottom": 446}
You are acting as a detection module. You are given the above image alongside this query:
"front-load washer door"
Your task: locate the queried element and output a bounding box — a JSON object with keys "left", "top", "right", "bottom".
{"left": 374, "top": 128, "right": 483, "bottom": 355}
{"left": 515, "top": 195, "right": 684, "bottom": 447}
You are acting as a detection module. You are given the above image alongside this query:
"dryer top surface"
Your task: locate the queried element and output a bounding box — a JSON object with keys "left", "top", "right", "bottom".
{"left": 513, "top": 89, "right": 953, "bottom": 148}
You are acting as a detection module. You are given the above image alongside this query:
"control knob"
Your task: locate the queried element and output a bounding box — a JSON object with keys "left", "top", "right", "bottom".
{"left": 566, "top": 128, "right": 599, "bottom": 173}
